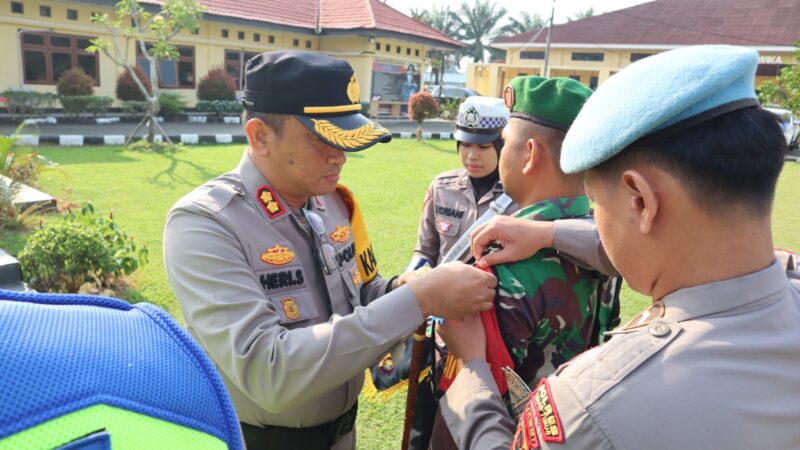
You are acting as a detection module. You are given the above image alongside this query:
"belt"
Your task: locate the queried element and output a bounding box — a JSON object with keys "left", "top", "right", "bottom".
{"left": 240, "top": 402, "right": 357, "bottom": 450}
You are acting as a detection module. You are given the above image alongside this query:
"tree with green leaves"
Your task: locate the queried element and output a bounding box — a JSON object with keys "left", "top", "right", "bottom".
{"left": 498, "top": 11, "right": 546, "bottom": 37}
{"left": 758, "top": 41, "right": 800, "bottom": 117}
{"left": 413, "top": 6, "right": 461, "bottom": 86}
{"left": 454, "top": 0, "right": 508, "bottom": 63}
{"left": 569, "top": 7, "right": 594, "bottom": 22}
{"left": 87, "top": 0, "right": 205, "bottom": 144}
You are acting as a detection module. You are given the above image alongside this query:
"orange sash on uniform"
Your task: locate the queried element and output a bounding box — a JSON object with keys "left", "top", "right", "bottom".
{"left": 336, "top": 184, "right": 379, "bottom": 284}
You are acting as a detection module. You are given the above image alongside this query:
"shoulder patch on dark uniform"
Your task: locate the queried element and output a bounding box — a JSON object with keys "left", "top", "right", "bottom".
{"left": 256, "top": 185, "right": 285, "bottom": 219}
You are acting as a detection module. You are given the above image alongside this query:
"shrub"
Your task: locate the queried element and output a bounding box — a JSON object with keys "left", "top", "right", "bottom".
{"left": 122, "top": 100, "right": 148, "bottom": 115}
{"left": 57, "top": 67, "right": 94, "bottom": 97}
{"left": 158, "top": 92, "right": 186, "bottom": 115}
{"left": 0, "top": 124, "right": 56, "bottom": 187}
{"left": 116, "top": 67, "right": 152, "bottom": 101}
{"left": 19, "top": 203, "right": 148, "bottom": 293}
{"left": 87, "top": 96, "right": 114, "bottom": 116}
{"left": 408, "top": 91, "right": 439, "bottom": 139}
{"left": 60, "top": 95, "right": 93, "bottom": 118}
{"left": 197, "top": 67, "right": 237, "bottom": 101}
{"left": 439, "top": 98, "right": 461, "bottom": 120}
{"left": 196, "top": 100, "right": 242, "bottom": 116}
{"left": 1, "top": 89, "right": 58, "bottom": 119}
{"left": 126, "top": 139, "right": 180, "bottom": 153}
{"left": 0, "top": 183, "right": 44, "bottom": 231}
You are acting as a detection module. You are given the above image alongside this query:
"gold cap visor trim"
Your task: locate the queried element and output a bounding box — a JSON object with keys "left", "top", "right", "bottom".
{"left": 303, "top": 104, "right": 362, "bottom": 114}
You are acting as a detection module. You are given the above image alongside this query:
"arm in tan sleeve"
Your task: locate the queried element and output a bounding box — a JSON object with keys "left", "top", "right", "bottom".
{"left": 553, "top": 218, "right": 618, "bottom": 277}
{"left": 164, "top": 210, "right": 424, "bottom": 414}
{"left": 440, "top": 360, "right": 516, "bottom": 450}
{"left": 411, "top": 184, "right": 440, "bottom": 267}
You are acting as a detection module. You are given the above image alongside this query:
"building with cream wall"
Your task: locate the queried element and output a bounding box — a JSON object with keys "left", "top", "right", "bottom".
{"left": 468, "top": 0, "right": 799, "bottom": 97}
{"left": 0, "top": 0, "right": 460, "bottom": 110}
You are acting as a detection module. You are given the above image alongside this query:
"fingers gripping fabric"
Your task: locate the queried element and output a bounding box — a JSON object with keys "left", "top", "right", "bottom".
{"left": 0, "top": 290, "right": 242, "bottom": 450}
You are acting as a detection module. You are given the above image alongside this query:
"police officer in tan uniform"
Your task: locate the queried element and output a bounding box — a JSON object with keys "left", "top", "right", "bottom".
{"left": 163, "top": 51, "right": 497, "bottom": 450}
{"left": 438, "top": 45, "right": 800, "bottom": 449}
{"left": 408, "top": 97, "right": 516, "bottom": 270}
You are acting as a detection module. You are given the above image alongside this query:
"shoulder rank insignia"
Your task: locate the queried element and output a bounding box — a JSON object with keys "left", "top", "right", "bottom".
{"left": 256, "top": 186, "right": 285, "bottom": 219}
{"left": 261, "top": 243, "right": 295, "bottom": 266}
{"left": 532, "top": 379, "right": 564, "bottom": 443}
{"left": 281, "top": 297, "right": 301, "bottom": 320}
{"left": 330, "top": 225, "right": 350, "bottom": 243}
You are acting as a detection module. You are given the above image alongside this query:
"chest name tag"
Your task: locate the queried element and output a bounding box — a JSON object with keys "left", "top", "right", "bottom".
{"left": 260, "top": 269, "right": 305, "bottom": 291}
{"left": 435, "top": 204, "right": 465, "bottom": 219}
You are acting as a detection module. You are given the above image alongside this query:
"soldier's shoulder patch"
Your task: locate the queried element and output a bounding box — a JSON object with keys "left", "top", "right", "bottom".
{"left": 256, "top": 185, "right": 285, "bottom": 219}
{"left": 532, "top": 378, "right": 564, "bottom": 443}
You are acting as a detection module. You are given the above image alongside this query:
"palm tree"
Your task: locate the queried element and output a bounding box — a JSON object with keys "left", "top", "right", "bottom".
{"left": 498, "top": 11, "right": 546, "bottom": 37}
{"left": 454, "top": 0, "right": 508, "bottom": 63}
{"left": 414, "top": 6, "right": 461, "bottom": 85}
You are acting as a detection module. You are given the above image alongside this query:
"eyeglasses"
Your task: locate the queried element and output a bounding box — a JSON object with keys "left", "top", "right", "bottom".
{"left": 303, "top": 208, "right": 339, "bottom": 275}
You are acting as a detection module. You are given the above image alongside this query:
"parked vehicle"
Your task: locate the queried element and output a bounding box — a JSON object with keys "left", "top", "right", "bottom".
{"left": 427, "top": 85, "right": 479, "bottom": 104}
{"left": 765, "top": 106, "right": 799, "bottom": 150}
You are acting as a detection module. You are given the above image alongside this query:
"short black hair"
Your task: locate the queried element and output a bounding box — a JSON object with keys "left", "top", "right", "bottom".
{"left": 592, "top": 107, "right": 786, "bottom": 216}
{"left": 241, "top": 111, "right": 287, "bottom": 137}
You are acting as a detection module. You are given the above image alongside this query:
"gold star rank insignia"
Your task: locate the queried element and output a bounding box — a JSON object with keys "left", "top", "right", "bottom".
{"left": 256, "top": 185, "right": 285, "bottom": 219}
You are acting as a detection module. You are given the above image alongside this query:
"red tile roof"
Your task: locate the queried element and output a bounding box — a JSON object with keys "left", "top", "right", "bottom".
{"left": 157, "top": 0, "right": 461, "bottom": 48}
{"left": 494, "top": 0, "right": 800, "bottom": 47}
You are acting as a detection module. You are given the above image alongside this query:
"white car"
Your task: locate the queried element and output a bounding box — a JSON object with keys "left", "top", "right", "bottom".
{"left": 765, "top": 107, "right": 799, "bottom": 150}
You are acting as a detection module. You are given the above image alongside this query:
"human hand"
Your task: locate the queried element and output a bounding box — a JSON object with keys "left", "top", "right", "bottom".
{"left": 393, "top": 270, "right": 419, "bottom": 290}
{"left": 470, "top": 216, "right": 555, "bottom": 269}
{"left": 438, "top": 313, "right": 486, "bottom": 363}
{"left": 408, "top": 262, "right": 496, "bottom": 319}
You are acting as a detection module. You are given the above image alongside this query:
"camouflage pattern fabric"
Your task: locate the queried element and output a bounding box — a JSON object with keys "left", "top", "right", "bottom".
{"left": 493, "top": 196, "right": 614, "bottom": 387}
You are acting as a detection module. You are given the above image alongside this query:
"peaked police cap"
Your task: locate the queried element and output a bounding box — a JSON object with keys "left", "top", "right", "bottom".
{"left": 242, "top": 50, "right": 391, "bottom": 152}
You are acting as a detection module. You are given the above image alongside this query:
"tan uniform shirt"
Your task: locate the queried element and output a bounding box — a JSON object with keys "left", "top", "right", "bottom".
{"left": 441, "top": 259, "right": 800, "bottom": 449}
{"left": 163, "top": 152, "right": 424, "bottom": 447}
{"left": 413, "top": 169, "right": 516, "bottom": 266}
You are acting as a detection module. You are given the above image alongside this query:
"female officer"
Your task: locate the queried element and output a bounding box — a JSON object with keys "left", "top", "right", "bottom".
{"left": 407, "top": 96, "right": 516, "bottom": 270}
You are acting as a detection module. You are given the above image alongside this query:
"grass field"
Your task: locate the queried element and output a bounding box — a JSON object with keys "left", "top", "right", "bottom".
{"left": 1, "top": 141, "right": 798, "bottom": 449}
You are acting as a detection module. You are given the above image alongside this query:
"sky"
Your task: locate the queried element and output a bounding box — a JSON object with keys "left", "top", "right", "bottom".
{"left": 383, "top": 0, "right": 653, "bottom": 25}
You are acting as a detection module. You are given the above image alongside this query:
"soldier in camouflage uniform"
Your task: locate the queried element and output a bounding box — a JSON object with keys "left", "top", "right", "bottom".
{"left": 429, "top": 76, "right": 619, "bottom": 449}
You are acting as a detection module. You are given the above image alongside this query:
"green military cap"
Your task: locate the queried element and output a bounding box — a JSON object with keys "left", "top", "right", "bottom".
{"left": 502, "top": 76, "right": 593, "bottom": 131}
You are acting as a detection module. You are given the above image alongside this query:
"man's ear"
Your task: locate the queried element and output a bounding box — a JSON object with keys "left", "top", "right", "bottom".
{"left": 522, "top": 138, "right": 543, "bottom": 175}
{"left": 245, "top": 118, "right": 271, "bottom": 156}
{"left": 621, "top": 169, "right": 659, "bottom": 234}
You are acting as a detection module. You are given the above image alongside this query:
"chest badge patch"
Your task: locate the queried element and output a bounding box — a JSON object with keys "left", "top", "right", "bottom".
{"left": 281, "top": 297, "right": 301, "bottom": 320}
{"left": 352, "top": 267, "right": 362, "bottom": 285}
{"left": 532, "top": 379, "right": 564, "bottom": 443}
{"left": 261, "top": 243, "right": 295, "bottom": 266}
{"left": 437, "top": 220, "right": 453, "bottom": 233}
{"left": 330, "top": 225, "right": 351, "bottom": 242}
{"left": 256, "top": 186, "right": 285, "bottom": 219}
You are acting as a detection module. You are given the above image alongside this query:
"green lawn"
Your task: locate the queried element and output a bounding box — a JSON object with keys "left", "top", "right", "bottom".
{"left": 1, "top": 141, "right": 798, "bottom": 449}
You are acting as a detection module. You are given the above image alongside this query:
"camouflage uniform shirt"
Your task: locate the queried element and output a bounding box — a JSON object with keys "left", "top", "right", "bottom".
{"left": 493, "top": 196, "right": 611, "bottom": 387}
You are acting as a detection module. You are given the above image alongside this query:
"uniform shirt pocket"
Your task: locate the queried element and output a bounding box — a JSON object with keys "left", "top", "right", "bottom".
{"left": 434, "top": 215, "right": 462, "bottom": 237}
{"left": 269, "top": 289, "right": 320, "bottom": 326}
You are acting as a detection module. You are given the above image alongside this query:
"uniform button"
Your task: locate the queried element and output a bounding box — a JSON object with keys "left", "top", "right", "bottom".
{"left": 649, "top": 323, "right": 671, "bottom": 338}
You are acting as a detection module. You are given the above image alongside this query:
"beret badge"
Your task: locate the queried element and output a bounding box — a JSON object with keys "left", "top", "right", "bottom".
{"left": 503, "top": 85, "right": 515, "bottom": 110}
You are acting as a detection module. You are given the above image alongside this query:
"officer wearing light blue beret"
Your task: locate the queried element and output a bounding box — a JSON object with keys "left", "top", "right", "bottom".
{"left": 436, "top": 45, "right": 800, "bottom": 449}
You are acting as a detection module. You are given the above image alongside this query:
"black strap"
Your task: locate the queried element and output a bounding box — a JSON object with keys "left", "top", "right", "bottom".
{"left": 240, "top": 402, "right": 357, "bottom": 450}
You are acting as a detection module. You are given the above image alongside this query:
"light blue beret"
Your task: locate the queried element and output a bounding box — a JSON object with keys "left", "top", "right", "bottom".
{"left": 561, "top": 45, "right": 759, "bottom": 173}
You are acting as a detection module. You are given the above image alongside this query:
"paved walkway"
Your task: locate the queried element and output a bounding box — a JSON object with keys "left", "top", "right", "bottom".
{"left": 0, "top": 118, "right": 457, "bottom": 145}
